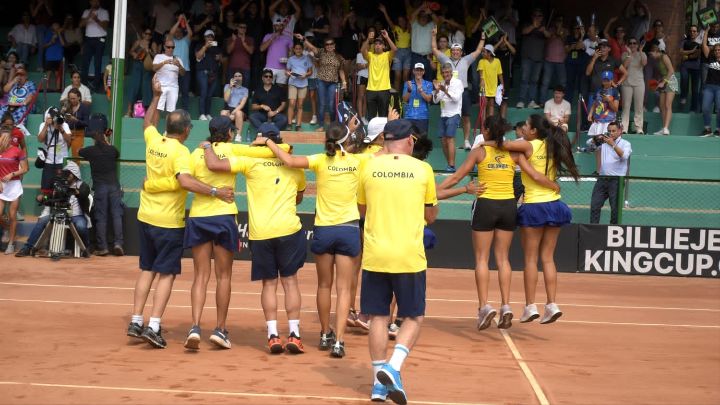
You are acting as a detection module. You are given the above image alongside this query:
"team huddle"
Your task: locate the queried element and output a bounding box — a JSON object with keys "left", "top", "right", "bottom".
{"left": 125, "top": 73, "right": 577, "bottom": 405}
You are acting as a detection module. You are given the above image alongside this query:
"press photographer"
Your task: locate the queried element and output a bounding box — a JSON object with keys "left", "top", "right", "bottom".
{"left": 37, "top": 107, "right": 72, "bottom": 194}
{"left": 16, "top": 161, "right": 91, "bottom": 257}
{"left": 589, "top": 121, "right": 632, "bottom": 224}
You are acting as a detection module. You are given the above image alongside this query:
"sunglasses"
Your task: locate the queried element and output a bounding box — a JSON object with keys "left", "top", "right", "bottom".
{"left": 411, "top": 135, "right": 418, "bottom": 143}
{"left": 628, "top": 41, "right": 638, "bottom": 45}
{"left": 166, "top": 45, "right": 175, "bottom": 48}
{"left": 263, "top": 75, "right": 273, "bottom": 78}
{"left": 325, "top": 42, "right": 335, "bottom": 46}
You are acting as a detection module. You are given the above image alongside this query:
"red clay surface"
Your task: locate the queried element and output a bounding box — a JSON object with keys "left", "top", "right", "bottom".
{"left": 0, "top": 256, "right": 719, "bottom": 405}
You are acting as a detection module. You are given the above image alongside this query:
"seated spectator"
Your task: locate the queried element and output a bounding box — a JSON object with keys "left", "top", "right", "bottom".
{"left": 153, "top": 38, "right": 186, "bottom": 114}
{"left": 648, "top": 41, "right": 677, "bottom": 136}
{"left": 61, "top": 71, "right": 93, "bottom": 106}
{"left": 249, "top": 68, "right": 288, "bottom": 130}
{"left": 478, "top": 44, "right": 504, "bottom": 118}
{"left": 0, "top": 65, "right": 36, "bottom": 126}
{"left": 590, "top": 121, "right": 631, "bottom": 224}
{"left": 195, "top": 29, "right": 222, "bottom": 120}
{"left": 285, "top": 42, "right": 313, "bottom": 131}
{"left": 544, "top": 86, "right": 571, "bottom": 132}
{"left": 221, "top": 71, "right": 249, "bottom": 141}
{"left": 402, "top": 63, "right": 433, "bottom": 136}
{"left": 0, "top": 52, "right": 20, "bottom": 90}
{"left": 42, "top": 22, "right": 65, "bottom": 92}
{"left": 8, "top": 12, "right": 37, "bottom": 65}
{"left": 587, "top": 71, "right": 619, "bottom": 136}
{"left": 62, "top": 88, "right": 90, "bottom": 157}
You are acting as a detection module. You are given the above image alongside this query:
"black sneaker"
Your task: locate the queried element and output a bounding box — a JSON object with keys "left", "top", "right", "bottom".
{"left": 94, "top": 249, "right": 109, "bottom": 256}
{"left": 14, "top": 246, "right": 33, "bottom": 257}
{"left": 701, "top": 128, "right": 713, "bottom": 137}
{"left": 330, "top": 341, "right": 345, "bottom": 358}
{"left": 126, "top": 322, "right": 143, "bottom": 338}
{"left": 184, "top": 325, "right": 201, "bottom": 350}
{"left": 318, "top": 330, "right": 336, "bottom": 350}
{"left": 113, "top": 245, "right": 125, "bottom": 256}
{"left": 714, "top": 130, "right": 720, "bottom": 137}
{"left": 141, "top": 326, "right": 167, "bottom": 348}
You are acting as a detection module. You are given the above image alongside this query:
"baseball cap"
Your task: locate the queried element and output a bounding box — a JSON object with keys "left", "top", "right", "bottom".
{"left": 483, "top": 44, "right": 495, "bottom": 56}
{"left": 598, "top": 38, "right": 610, "bottom": 47}
{"left": 601, "top": 70, "right": 614, "bottom": 81}
{"left": 364, "top": 117, "right": 388, "bottom": 143}
{"left": 413, "top": 62, "right": 425, "bottom": 70}
{"left": 63, "top": 161, "right": 82, "bottom": 179}
{"left": 450, "top": 43, "right": 463, "bottom": 50}
{"left": 204, "top": 29, "right": 215, "bottom": 37}
{"left": 209, "top": 116, "right": 235, "bottom": 135}
{"left": 383, "top": 119, "right": 414, "bottom": 141}
{"left": 304, "top": 30, "right": 314, "bottom": 38}
{"left": 258, "top": 122, "right": 281, "bottom": 140}
{"left": 273, "top": 16, "right": 284, "bottom": 25}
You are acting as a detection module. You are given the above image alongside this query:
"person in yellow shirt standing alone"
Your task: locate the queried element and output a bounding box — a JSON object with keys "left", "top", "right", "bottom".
{"left": 126, "top": 76, "right": 234, "bottom": 349}
{"left": 202, "top": 122, "right": 307, "bottom": 354}
{"left": 361, "top": 29, "right": 397, "bottom": 120}
{"left": 358, "top": 119, "right": 438, "bottom": 404}
{"left": 478, "top": 44, "right": 504, "bottom": 118}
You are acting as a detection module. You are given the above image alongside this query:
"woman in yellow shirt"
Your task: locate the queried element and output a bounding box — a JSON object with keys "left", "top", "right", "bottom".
{"left": 438, "top": 115, "right": 558, "bottom": 331}
{"left": 501, "top": 114, "right": 579, "bottom": 325}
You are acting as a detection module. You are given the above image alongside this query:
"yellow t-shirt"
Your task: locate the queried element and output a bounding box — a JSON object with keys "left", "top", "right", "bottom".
{"left": 393, "top": 26, "right": 411, "bottom": 49}
{"left": 138, "top": 126, "right": 191, "bottom": 228}
{"left": 367, "top": 51, "right": 392, "bottom": 91}
{"left": 188, "top": 143, "right": 242, "bottom": 218}
{"left": 477, "top": 146, "right": 515, "bottom": 200}
{"left": 521, "top": 139, "right": 561, "bottom": 203}
{"left": 229, "top": 155, "right": 306, "bottom": 240}
{"left": 307, "top": 153, "right": 361, "bottom": 226}
{"left": 358, "top": 154, "right": 437, "bottom": 273}
{"left": 433, "top": 49, "right": 452, "bottom": 81}
{"left": 478, "top": 57, "right": 503, "bottom": 97}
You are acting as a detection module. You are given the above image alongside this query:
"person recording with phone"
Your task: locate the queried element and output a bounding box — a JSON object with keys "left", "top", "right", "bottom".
{"left": 153, "top": 38, "right": 186, "bottom": 115}
{"left": 589, "top": 121, "right": 632, "bottom": 224}
{"left": 195, "top": 30, "right": 222, "bottom": 120}
{"left": 62, "top": 88, "right": 90, "bottom": 157}
{"left": 221, "top": 71, "right": 249, "bottom": 141}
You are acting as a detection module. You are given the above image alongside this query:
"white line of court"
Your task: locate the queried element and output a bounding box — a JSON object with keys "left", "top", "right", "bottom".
{"left": 1, "top": 298, "right": 718, "bottom": 329}
{"left": 2, "top": 282, "right": 719, "bottom": 312}
{"left": 497, "top": 324, "right": 550, "bottom": 405}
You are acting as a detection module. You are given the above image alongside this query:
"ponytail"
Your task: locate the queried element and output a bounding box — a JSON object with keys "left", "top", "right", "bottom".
{"left": 545, "top": 125, "right": 580, "bottom": 181}
{"left": 324, "top": 122, "right": 348, "bottom": 157}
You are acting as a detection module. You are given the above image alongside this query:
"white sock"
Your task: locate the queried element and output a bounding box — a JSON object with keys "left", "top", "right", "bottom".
{"left": 148, "top": 317, "right": 161, "bottom": 333}
{"left": 131, "top": 314, "right": 143, "bottom": 326}
{"left": 266, "top": 320, "right": 278, "bottom": 338}
{"left": 372, "top": 361, "right": 386, "bottom": 385}
{"left": 288, "top": 319, "right": 300, "bottom": 337}
{"left": 388, "top": 344, "right": 409, "bottom": 371}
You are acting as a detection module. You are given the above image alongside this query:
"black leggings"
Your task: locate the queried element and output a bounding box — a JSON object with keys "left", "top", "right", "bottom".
{"left": 366, "top": 90, "right": 390, "bottom": 119}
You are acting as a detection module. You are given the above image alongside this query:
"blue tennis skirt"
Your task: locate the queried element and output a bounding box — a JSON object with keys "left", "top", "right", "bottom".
{"left": 517, "top": 200, "right": 572, "bottom": 227}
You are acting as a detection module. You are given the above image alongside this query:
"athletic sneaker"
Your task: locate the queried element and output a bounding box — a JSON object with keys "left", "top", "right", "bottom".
{"left": 126, "top": 322, "right": 143, "bottom": 338}
{"left": 318, "top": 330, "right": 336, "bottom": 350}
{"left": 141, "top": 326, "right": 167, "bottom": 349}
{"left": 309, "top": 115, "right": 318, "bottom": 125}
{"left": 377, "top": 364, "right": 407, "bottom": 405}
{"left": 4, "top": 243, "right": 15, "bottom": 255}
{"left": 463, "top": 140, "right": 471, "bottom": 150}
{"left": 477, "top": 304, "right": 497, "bottom": 331}
{"left": 14, "top": 246, "right": 33, "bottom": 257}
{"left": 520, "top": 304, "right": 540, "bottom": 323}
{"left": 498, "top": 304, "right": 513, "bottom": 329}
{"left": 355, "top": 313, "right": 370, "bottom": 330}
{"left": 112, "top": 245, "right": 125, "bottom": 256}
{"left": 527, "top": 100, "right": 541, "bottom": 109}
{"left": 184, "top": 325, "right": 201, "bottom": 350}
{"left": 540, "top": 303, "right": 563, "bottom": 324}
{"left": 516, "top": 101, "right": 525, "bottom": 108}
{"left": 371, "top": 383, "right": 389, "bottom": 402}
{"left": 388, "top": 323, "right": 400, "bottom": 340}
{"left": 330, "top": 341, "right": 345, "bottom": 358}
{"left": 702, "top": 128, "right": 713, "bottom": 137}
{"left": 285, "top": 332, "right": 305, "bottom": 354}
{"left": 209, "top": 327, "right": 231, "bottom": 349}
{"left": 445, "top": 165, "right": 456, "bottom": 173}
{"left": 347, "top": 309, "right": 359, "bottom": 327}
{"left": 268, "top": 334, "right": 284, "bottom": 354}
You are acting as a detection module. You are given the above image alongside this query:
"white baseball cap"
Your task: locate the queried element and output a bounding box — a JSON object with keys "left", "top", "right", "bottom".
{"left": 450, "top": 43, "right": 463, "bottom": 50}
{"left": 364, "top": 117, "right": 388, "bottom": 143}
{"left": 483, "top": 44, "right": 495, "bottom": 56}
{"left": 204, "top": 29, "right": 215, "bottom": 37}
{"left": 413, "top": 62, "right": 425, "bottom": 70}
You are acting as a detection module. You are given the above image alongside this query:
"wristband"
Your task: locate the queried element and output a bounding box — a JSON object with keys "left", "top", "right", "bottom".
{"left": 210, "top": 187, "right": 217, "bottom": 197}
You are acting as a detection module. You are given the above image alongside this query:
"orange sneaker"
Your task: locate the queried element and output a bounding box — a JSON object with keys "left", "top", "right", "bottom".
{"left": 268, "top": 335, "right": 284, "bottom": 354}
{"left": 285, "top": 332, "right": 305, "bottom": 354}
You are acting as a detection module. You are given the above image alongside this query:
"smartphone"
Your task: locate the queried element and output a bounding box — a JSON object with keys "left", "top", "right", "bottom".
{"left": 209, "top": 41, "right": 218, "bottom": 47}
{"left": 290, "top": 72, "right": 301, "bottom": 77}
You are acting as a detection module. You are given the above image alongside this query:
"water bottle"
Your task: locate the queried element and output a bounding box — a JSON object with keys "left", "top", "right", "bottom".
{"left": 244, "top": 127, "right": 252, "bottom": 143}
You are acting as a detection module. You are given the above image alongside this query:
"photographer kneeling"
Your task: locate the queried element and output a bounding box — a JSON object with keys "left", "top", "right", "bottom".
{"left": 16, "top": 161, "right": 91, "bottom": 257}
{"left": 589, "top": 121, "right": 632, "bottom": 224}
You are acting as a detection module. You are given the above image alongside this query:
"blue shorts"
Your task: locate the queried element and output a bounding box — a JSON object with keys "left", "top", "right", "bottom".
{"left": 360, "top": 270, "right": 426, "bottom": 318}
{"left": 249, "top": 230, "right": 307, "bottom": 281}
{"left": 138, "top": 221, "right": 185, "bottom": 275}
{"left": 407, "top": 118, "right": 429, "bottom": 136}
{"left": 438, "top": 114, "right": 461, "bottom": 137}
{"left": 392, "top": 48, "right": 412, "bottom": 71}
{"left": 517, "top": 200, "right": 572, "bottom": 227}
{"left": 311, "top": 224, "right": 361, "bottom": 257}
{"left": 183, "top": 214, "right": 240, "bottom": 252}
{"left": 307, "top": 78, "right": 318, "bottom": 90}
{"left": 461, "top": 88, "right": 472, "bottom": 117}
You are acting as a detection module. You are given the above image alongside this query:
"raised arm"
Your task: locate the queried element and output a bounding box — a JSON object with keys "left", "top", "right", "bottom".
{"left": 603, "top": 16, "right": 618, "bottom": 40}
{"left": 468, "top": 31, "right": 487, "bottom": 60}
{"left": 144, "top": 75, "right": 162, "bottom": 129}
{"left": 296, "top": 33, "right": 318, "bottom": 53}
{"left": 430, "top": 26, "right": 443, "bottom": 59}
{"left": 703, "top": 30, "right": 711, "bottom": 58}
{"left": 381, "top": 29, "right": 397, "bottom": 56}
{"left": 268, "top": 0, "right": 282, "bottom": 17}
{"left": 378, "top": 4, "right": 396, "bottom": 30}
{"left": 516, "top": 153, "right": 560, "bottom": 192}
{"left": 360, "top": 30, "right": 372, "bottom": 60}
{"left": 288, "top": 0, "right": 301, "bottom": 20}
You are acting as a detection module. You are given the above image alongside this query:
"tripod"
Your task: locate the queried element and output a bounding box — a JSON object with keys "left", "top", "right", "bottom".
{"left": 33, "top": 205, "right": 88, "bottom": 260}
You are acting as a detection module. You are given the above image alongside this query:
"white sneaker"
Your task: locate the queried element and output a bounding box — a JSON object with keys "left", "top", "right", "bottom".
{"left": 291, "top": 118, "right": 296, "bottom": 124}
{"left": 540, "top": 303, "right": 563, "bottom": 324}
{"left": 679, "top": 98, "right": 687, "bottom": 105}
{"left": 4, "top": 242, "right": 14, "bottom": 255}
{"left": 527, "top": 101, "right": 541, "bottom": 109}
{"left": 234, "top": 134, "right": 242, "bottom": 143}
{"left": 199, "top": 114, "right": 207, "bottom": 120}
{"left": 520, "top": 304, "right": 540, "bottom": 323}
{"left": 477, "top": 304, "right": 497, "bottom": 331}
{"left": 205, "top": 114, "right": 212, "bottom": 120}
{"left": 516, "top": 101, "right": 525, "bottom": 108}
{"left": 309, "top": 115, "right": 318, "bottom": 125}
{"left": 652, "top": 106, "right": 660, "bottom": 113}
{"left": 463, "top": 140, "right": 471, "bottom": 150}
{"left": 653, "top": 128, "right": 669, "bottom": 136}
{"left": 498, "top": 304, "right": 513, "bottom": 329}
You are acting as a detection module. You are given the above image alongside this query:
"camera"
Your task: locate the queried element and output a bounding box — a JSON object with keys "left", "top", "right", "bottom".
{"left": 41, "top": 174, "right": 72, "bottom": 209}
{"left": 48, "top": 107, "right": 64, "bottom": 125}
{"left": 592, "top": 135, "right": 606, "bottom": 147}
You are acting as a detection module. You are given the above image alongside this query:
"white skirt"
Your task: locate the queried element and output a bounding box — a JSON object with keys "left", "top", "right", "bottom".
{"left": 0, "top": 180, "right": 23, "bottom": 201}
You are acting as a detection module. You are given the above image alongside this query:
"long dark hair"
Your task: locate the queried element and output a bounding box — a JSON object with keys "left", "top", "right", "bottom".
{"left": 324, "top": 122, "right": 346, "bottom": 157}
{"left": 528, "top": 114, "right": 580, "bottom": 181}
{"left": 207, "top": 126, "right": 231, "bottom": 143}
{"left": 485, "top": 115, "right": 510, "bottom": 148}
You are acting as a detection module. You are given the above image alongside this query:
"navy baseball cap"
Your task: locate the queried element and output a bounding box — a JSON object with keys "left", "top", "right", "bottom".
{"left": 383, "top": 119, "right": 414, "bottom": 141}
{"left": 257, "top": 122, "right": 282, "bottom": 141}
{"left": 209, "top": 116, "right": 235, "bottom": 135}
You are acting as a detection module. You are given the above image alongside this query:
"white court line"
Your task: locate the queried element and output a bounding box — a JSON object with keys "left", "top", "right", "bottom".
{"left": 2, "top": 282, "right": 719, "bottom": 313}
{"left": 1, "top": 298, "right": 718, "bottom": 329}
{"left": 497, "top": 324, "right": 550, "bottom": 405}
{"left": 0, "top": 381, "right": 491, "bottom": 405}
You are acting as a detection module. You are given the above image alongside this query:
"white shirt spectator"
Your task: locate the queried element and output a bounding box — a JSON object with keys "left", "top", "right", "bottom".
{"left": 356, "top": 52, "right": 368, "bottom": 80}
{"left": 433, "top": 77, "right": 463, "bottom": 117}
{"left": 81, "top": 7, "right": 110, "bottom": 38}
{"left": 153, "top": 54, "right": 184, "bottom": 88}
{"left": 8, "top": 24, "right": 37, "bottom": 46}
{"left": 60, "top": 85, "right": 92, "bottom": 103}
{"left": 38, "top": 121, "right": 71, "bottom": 165}
{"left": 544, "top": 98, "right": 571, "bottom": 126}
{"left": 599, "top": 137, "right": 632, "bottom": 176}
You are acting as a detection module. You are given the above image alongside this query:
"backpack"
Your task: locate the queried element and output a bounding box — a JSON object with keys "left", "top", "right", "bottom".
{"left": 133, "top": 101, "right": 146, "bottom": 118}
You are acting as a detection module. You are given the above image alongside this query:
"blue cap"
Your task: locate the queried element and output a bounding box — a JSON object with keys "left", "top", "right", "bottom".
{"left": 208, "top": 116, "right": 235, "bottom": 135}
{"left": 382, "top": 119, "right": 414, "bottom": 141}
{"left": 257, "top": 122, "right": 281, "bottom": 139}
{"left": 601, "top": 70, "right": 614, "bottom": 81}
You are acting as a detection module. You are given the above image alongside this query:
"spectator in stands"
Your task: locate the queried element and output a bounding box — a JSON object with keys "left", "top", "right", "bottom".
{"left": 565, "top": 22, "right": 587, "bottom": 104}
{"left": 153, "top": 38, "right": 186, "bottom": 114}
{"left": 0, "top": 65, "right": 36, "bottom": 126}
{"left": 303, "top": 33, "right": 347, "bottom": 124}
{"left": 126, "top": 29, "right": 156, "bottom": 116}
{"left": 62, "top": 14, "right": 82, "bottom": 68}
{"left": 587, "top": 71, "right": 620, "bottom": 137}
{"left": 648, "top": 41, "right": 677, "bottom": 136}
{"left": 260, "top": 18, "right": 293, "bottom": 87}
{"left": 62, "top": 88, "right": 90, "bottom": 157}
{"left": 493, "top": 31, "right": 516, "bottom": 119}
{"left": 378, "top": 3, "right": 411, "bottom": 93}
{"left": 517, "top": 9, "right": 548, "bottom": 110}
{"left": 286, "top": 42, "right": 313, "bottom": 131}
{"left": 362, "top": 30, "right": 396, "bottom": 121}
{"left": 544, "top": 85, "right": 571, "bottom": 133}
{"left": 192, "top": 0, "right": 218, "bottom": 42}
{"left": 603, "top": 16, "right": 629, "bottom": 61}
{"left": 79, "top": 122, "right": 124, "bottom": 257}
{"left": 621, "top": 37, "right": 647, "bottom": 134}
{"left": 433, "top": 62, "right": 464, "bottom": 172}
{"left": 590, "top": 121, "right": 631, "bottom": 224}
{"left": 249, "top": 68, "right": 288, "bottom": 130}
{"left": 702, "top": 23, "right": 720, "bottom": 88}
{"left": 8, "top": 12, "right": 37, "bottom": 65}
{"left": 0, "top": 52, "right": 20, "bottom": 91}
{"left": 42, "top": 22, "right": 65, "bottom": 92}
{"left": 402, "top": 63, "right": 433, "bottom": 136}
{"left": 409, "top": 2, "right": 436, "bottom": 80}
{"left": 540, "top": 16, "right": 567, "bottom": 102}
{"left": 625, "top": 0, "right": 651, "bottom": 41}
{"left": 151, "top": 0, "right": 180, "bottom": 41}
{"left": 226, "top": 21, "right": 254, "bottom": 86}
{"left": 79, "top": 0, "right": 110, "bottom": 91}
{"left": 586, "top": 39, "right": 626, "bottom": 101}
{"left": 644, "top": 19, "right": 666, "bottom": 53}
{"left": 431, "top": 34, "right": 450, "bottom": 82}
{"left": 269, "top": 0, "right": 301, "bottom": 36}
{"left": 702, "top": 31, "right": 720, "bottom": 137}
{"left": 478, "top": 43, "right": 504, "bottom": 118}
{"left": 30, "top": 0, "right": 53, "bottom": 71}
{"left": 195, "top": 30, "right": 222, "bottom": 120}
{"left": 680, "top": 25, "right": 701, "bottom": 112}
{"left": 355, "top": 45, "right": 369, "bottom": 125}
{"left": 302, "top": 31, "right": 319, "bottom": 126}
{"left": 0, "top": 126, "right": 28, "bottom": 255}
{"left": 170, "top": 14, "right": 193, "bottom": 111}
{"left": 308, "top": 3, "right": 330, "bottom": 46}
{"left": 221, "top": 71, "right": 249, "bottom": 142}
{"left": 61, "top": 71, "right": 93, "bottom": 106}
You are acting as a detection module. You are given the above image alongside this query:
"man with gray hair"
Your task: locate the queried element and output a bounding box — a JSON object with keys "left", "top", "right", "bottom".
{"left": 433, "top": 63, "right": 464, "bottom": 172}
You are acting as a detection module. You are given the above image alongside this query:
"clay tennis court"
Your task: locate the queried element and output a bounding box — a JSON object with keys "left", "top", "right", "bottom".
{"left": 1, "top": 256, "right": 718, "bottom": 405}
